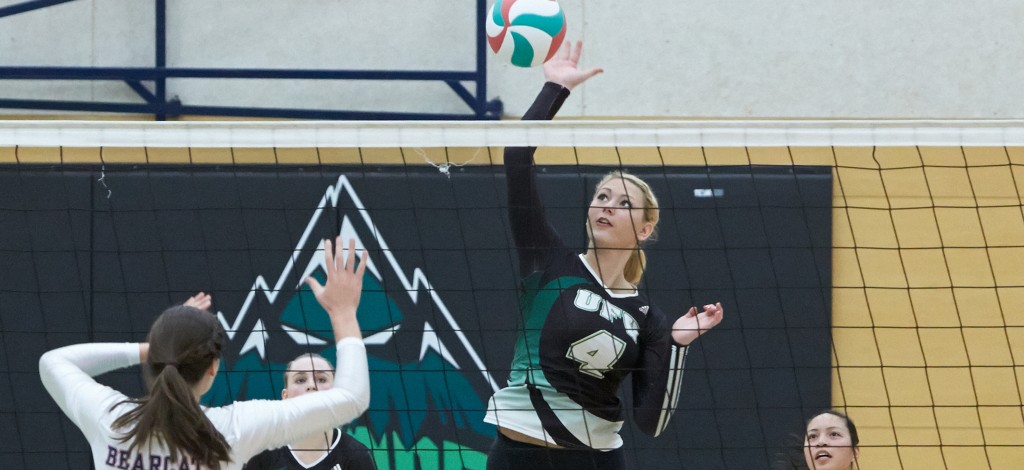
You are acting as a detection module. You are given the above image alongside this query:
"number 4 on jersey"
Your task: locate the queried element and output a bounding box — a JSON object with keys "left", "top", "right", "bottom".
{"left": 566, "top": 330, "right": 626, "bottom": 379}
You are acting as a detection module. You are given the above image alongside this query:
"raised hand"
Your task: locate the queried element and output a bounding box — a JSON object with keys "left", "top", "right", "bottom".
{"left": 304, "top": 237, "right": 367, "bottom": 340}
{"left": 543, "top": 40, "right": 603, "bottom": 91}
{"left": 184, "top": 292, "right": 212, "bottom": 311}
{"left": 671, "top": 302, "right": 724, "bottom": 346}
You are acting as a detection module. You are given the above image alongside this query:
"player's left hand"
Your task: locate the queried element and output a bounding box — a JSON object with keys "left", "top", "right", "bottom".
{"left": 671, "top": 302, "right": 724, "bottom": 346}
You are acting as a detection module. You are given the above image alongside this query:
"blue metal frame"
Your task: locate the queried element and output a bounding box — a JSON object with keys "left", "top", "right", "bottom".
{"left": 0, "top": 0, "right": 503, "bottom": 120}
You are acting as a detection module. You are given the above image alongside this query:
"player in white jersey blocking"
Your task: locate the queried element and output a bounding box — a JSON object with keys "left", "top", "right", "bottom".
{"left": 39, "top": 237, "right": 370, "bottom": 470}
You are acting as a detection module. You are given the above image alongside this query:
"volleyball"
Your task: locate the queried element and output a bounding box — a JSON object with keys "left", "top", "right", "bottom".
{"left": 485, "top": 0, "right": 567, "bottom": 68}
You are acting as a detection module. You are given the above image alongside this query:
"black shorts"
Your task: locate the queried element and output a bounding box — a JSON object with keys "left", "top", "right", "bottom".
{"left": 486, "top": 432, "right": 627, "bottom": 470}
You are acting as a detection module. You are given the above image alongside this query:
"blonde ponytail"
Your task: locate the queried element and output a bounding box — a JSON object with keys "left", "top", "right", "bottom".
{"left": 624, "top": 247, "right": 647, "bottom": 286}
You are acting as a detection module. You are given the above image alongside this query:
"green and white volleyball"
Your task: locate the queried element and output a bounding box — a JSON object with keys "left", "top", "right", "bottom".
{"left": 485, "top": 0, "right": 567, "bottom": 68}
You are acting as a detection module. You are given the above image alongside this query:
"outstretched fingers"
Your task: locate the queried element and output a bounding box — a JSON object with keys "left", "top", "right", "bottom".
{"left": 323, "top": 237, "right": 337, "bottom": 275}
{"left": 556, "top": 39, "right": 571, "bottom": 62}
{"left": 568, "top": 40, "right": 582, "bottom": 64}
{"left": 307, "top": 237, "right": 366, "bottom": 340}
{"left": 306, "top": 236, "right": 341, "bottom": 295}
{"left": 355, "top": 247, "right": 368, "bottom": 278}
{"left": 344, "top": 238, "right": 357, "bottom": 273}
{"left": 543, "top": 39, "right": 603, "bottom": 91}
{"left": 335, "top": 237, "right": 367, "bottom": 278}
{"left": 581, "top": 65, "right": 604, "bottom": 81}
{"left": 304, "top": 275, "right": 324, "bottom": 296}
{"left": 322, "top": 236, "right": 367, "bottom": 290}
{"left": 567, "top": 41, "right": 603, "bottom": 80}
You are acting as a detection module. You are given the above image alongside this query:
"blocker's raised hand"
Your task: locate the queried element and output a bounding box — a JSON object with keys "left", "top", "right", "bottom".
{"left": 305, "top": 237, "right": 367, "bottom": 336}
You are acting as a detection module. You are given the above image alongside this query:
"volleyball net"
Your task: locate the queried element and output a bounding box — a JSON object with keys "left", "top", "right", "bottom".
{"left": 1, "top": 120, "right": 1022, "bottom": 469}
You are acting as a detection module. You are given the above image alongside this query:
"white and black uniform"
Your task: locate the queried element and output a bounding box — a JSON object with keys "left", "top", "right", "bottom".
{"left": 484, "top": 82, "right": 688, "bottom": 452}
{"left": 242, "top": 428, "right": 375, "bottom": 470}
{"left": 39, "top": 338, "right": 369, "bottom": 470}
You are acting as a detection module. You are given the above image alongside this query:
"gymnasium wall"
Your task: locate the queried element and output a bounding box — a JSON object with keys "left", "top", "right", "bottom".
{"left": 2, "top": 145, "right": 1022, "bottom": 469}
{"left": 2, "top": 1, "right": 1023, "bottom": 118}
{"left": 0, "top": 151, "right": 834, "bottom": 469}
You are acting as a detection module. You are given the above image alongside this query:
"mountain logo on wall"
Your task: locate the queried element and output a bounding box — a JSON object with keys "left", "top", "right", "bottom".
{"left": 204, "top": 174, "right": 498, "bottom": 469}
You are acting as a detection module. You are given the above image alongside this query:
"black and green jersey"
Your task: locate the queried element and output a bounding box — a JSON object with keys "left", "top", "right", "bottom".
{"left": 484, "top": 82, "right": 688, "bottom": 450}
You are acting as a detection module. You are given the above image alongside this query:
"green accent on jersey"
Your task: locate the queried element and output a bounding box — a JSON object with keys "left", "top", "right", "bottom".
{"left": 508, "top": 274, "right": 589, "bottom": 388}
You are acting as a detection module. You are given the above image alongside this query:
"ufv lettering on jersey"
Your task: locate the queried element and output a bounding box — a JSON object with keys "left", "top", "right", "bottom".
{"left": 106, "top": 445, "right": 205, "bottom": 470}
{"left": 573, "top": 289, "right": 640, "bottom": 343}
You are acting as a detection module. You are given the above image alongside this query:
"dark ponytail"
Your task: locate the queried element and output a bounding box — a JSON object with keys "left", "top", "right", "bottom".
{"left": 112, "top": 305, "right": 230, "bottom": 469}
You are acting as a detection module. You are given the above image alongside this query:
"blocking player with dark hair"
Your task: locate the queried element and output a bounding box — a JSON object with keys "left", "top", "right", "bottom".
{"left": 40, "top": 237, "right": 371, "bottom": 470}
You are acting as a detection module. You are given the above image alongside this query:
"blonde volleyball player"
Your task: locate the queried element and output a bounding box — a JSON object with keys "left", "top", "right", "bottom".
{"left": 40, "top": 237, "right": 370, "bottom": 470}
{"left": 483, "top": 41, "right": 724, "bottom": 470}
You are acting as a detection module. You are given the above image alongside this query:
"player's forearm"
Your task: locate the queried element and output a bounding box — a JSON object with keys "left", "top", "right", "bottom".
{"left": 524, "top": 82, "right": 570, "bottom": 121}
{"left": 39, "top": 343, "right": 139, "bottom": 414}
{"left": 503, "top": 82, "right": 570, "bottom": 171}
{"left": 41, "top": 342, "right": 140, "bottom": 378}
{"left": 329, "top": 308, "right": 362, "bottom": 341}
{"left": 333, "top": 338, "right": 370, "bottom": 409}
{"left": 632, "top": 337, "right": 688, "bottom": 437}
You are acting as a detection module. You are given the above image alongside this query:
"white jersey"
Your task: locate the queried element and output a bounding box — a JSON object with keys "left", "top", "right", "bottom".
{"left": 39, "top": 338, "right": 369, "bottom": 470}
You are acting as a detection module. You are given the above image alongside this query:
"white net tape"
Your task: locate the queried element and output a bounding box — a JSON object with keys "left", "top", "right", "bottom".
{"left": 2, "top": 119, "right": 1023, "bottom": 148}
